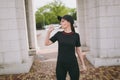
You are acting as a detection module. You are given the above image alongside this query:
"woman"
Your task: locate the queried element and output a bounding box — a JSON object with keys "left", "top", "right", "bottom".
{"left": 45, "top": 15, "right": 86, "bottom": 80}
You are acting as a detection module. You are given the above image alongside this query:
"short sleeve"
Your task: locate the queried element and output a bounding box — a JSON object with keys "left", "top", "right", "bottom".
{"left": 75, "top": 34, "right": 81, "bottom": 47}
{"left": 50, "top": 32, "right": 59, "bottom": 43}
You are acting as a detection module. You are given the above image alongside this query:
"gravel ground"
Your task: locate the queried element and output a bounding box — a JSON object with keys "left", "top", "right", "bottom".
{"left": 0, "top": 55, "right": 120, "bottom": 80}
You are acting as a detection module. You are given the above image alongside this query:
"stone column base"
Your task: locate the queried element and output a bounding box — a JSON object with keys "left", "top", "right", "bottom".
{"left": 0, "top": 56, "right": 33, "bottom": 75}
{"left": 86, "top": 53, "right": 120, "bottom": 68}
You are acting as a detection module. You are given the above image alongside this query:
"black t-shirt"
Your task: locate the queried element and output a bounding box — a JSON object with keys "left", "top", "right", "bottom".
{"left": 50, "top": 31, "right": 81, "bottom": 64}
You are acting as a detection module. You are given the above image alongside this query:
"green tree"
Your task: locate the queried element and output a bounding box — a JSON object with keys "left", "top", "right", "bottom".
{"left": 35, "top": 0, "right": 76, "bottom": 29}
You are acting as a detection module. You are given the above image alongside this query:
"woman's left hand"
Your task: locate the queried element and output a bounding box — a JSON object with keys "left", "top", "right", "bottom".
{"left": 82, "top": 65, "right": 87, "bottom": 71}
{"left": 80, "top": 65, "right": 87, "bottom": 72}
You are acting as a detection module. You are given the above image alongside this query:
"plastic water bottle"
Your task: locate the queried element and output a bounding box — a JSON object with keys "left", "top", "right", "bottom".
{"left": 45, "top": 25, "right": 61, "bottom": 30}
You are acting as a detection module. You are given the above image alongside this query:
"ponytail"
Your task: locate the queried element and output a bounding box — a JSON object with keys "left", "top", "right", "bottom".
{"left": 71, "top": 24, "right": 75, "bottom": 32}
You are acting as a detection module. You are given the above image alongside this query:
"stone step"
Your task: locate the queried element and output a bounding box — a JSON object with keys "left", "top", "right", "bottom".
{"left": 0, "top": 56, "right": 33, "bottom": 75}
{"left": 86, "top": 54, "right": 120, "bottom": 68}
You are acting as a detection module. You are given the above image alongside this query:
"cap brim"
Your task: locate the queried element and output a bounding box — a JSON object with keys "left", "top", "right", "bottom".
{"left": 57, "top": 16, "right": 62, "bottom": 21}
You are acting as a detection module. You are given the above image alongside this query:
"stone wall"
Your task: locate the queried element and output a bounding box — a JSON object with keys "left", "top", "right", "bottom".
{"left": 0, "top": 0, "right": 23, "bottom": 65}
{"left": 0, "top": 0, "right": 34, "bottom": 74}
{"left": 77, "top": 0, "right": 120, "bottom": 67}
{"left": 98, "top": 0, "right": 120, "bottom": 58}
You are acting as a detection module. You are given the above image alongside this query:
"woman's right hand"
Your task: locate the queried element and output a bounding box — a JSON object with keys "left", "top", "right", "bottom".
{"left": 47, "top": 25, "right": 54, "bottom": 33}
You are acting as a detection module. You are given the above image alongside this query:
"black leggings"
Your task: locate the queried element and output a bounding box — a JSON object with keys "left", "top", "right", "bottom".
{"left": 56, "top": 61, "right": 80, "bottom": 80}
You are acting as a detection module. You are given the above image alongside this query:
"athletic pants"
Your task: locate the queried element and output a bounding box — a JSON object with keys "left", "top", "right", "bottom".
{"left": 56, "top": 61, "right": 80, "bottom": 80}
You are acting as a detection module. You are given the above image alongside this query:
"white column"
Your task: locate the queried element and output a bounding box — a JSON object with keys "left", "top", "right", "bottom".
{"left": 76, "top": 0, "right": 86, "bottom": 46}
{"left": 0, "top": 0, "right": 33, "bottom": 74}
{"left": 25, "top": 0, "right": 37, "bottom": 50}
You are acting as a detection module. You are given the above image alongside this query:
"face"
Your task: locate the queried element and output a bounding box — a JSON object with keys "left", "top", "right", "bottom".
{"left": 60, "top": 19, "right": 71, "bottom": 29}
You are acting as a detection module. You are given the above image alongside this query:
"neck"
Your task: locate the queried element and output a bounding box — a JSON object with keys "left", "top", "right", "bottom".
{"left": 64, "top": 26, "right": 72, "bottom": 33}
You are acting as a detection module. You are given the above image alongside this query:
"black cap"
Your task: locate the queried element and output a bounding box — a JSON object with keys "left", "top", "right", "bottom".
{"left": 57, "top": 15, "right": 74, "bottom": 24}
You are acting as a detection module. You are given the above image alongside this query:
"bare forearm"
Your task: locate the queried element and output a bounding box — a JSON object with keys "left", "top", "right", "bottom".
{"left": 45, "top": 26, "right": 54, "bottom": 46}
{"left": 76, "top": 47, "right": 87, "bottom": 71}
{"left": 78, "top": 52, "right": 85, "bottom": 66}
{"left": 45, "top": 32, "right": 51, "bottom": 46}
{"left": 76, "top": 48, "right": 85, "bottom": 66}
